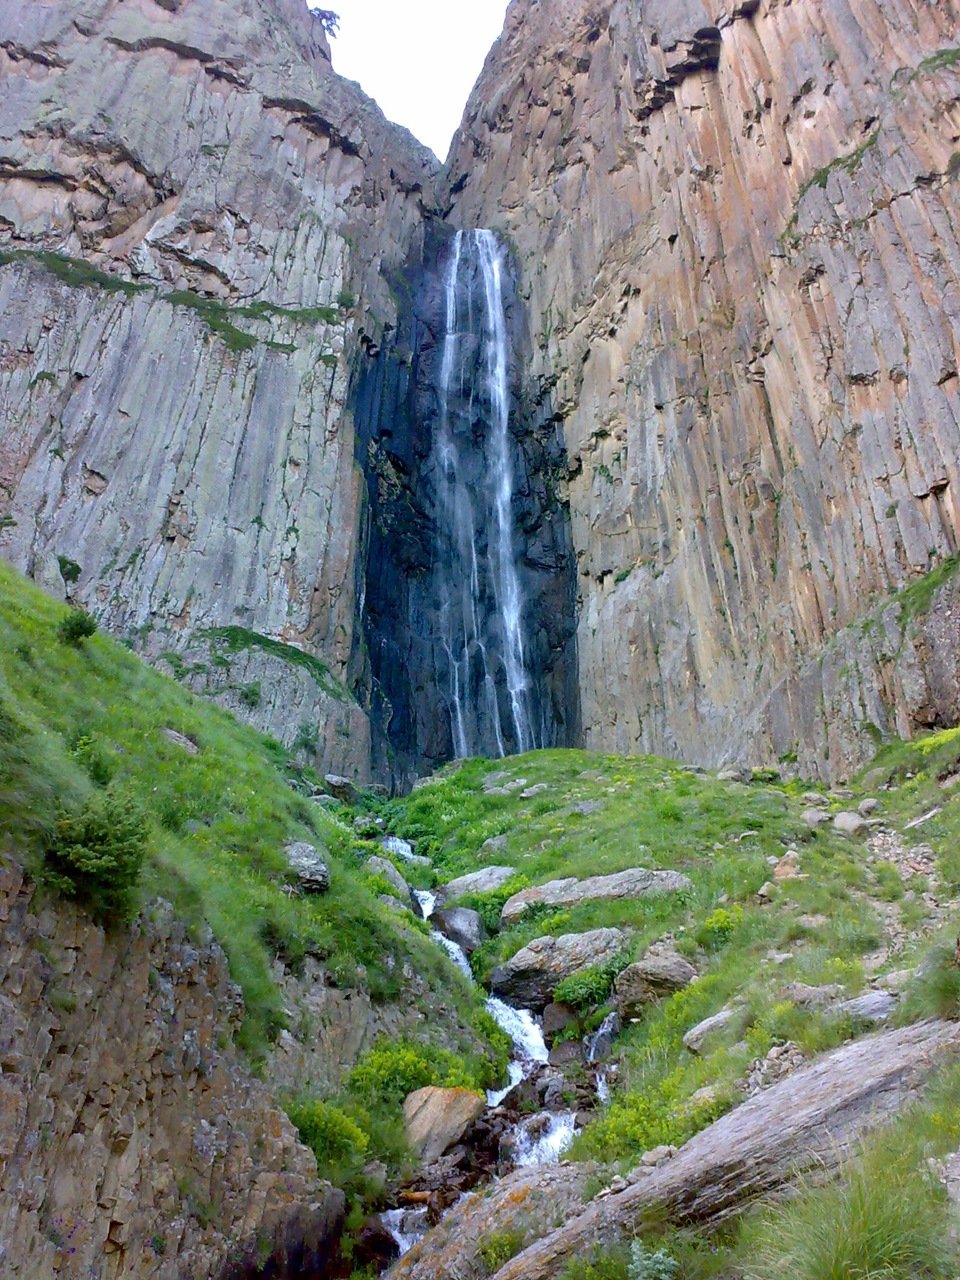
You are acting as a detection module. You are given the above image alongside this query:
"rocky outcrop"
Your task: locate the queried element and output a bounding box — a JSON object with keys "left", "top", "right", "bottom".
{"left": 403, "top": 1087, "right": 486, "bottom": 1165}
{"left": 387, "top": 1164, "right": 592, "bottom": 1280}
{"left": 446, "top": 0, "right": 960, "bottom": 781}
{"left": 489, "top": 928, "right": 625, "bottom": 1010}
{"left": 0, "top": 852, "right": 343, "bottom": 1279}
{"left": 0, "top": 0, "right": 439, "bottom": 781}
{"left": 500, "top": 867, "right": 692, "bottom": 925}
{"left": 283, "top": 840, "right": 331, "bottom": 893}
{"left": 488, "top": 1019, "right": 960, "bottom": 1279}
{"left": 437, "top": 865, "right": 517, "bottom": 905}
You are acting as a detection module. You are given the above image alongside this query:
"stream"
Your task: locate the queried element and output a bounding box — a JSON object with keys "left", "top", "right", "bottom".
{"left": 381, "top": 876, "right": 582, "bottom": 1257}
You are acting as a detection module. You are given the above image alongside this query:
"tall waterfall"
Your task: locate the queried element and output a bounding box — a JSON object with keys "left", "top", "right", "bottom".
{"left": 432, "top": 229, "right": 536, "bottom": 759}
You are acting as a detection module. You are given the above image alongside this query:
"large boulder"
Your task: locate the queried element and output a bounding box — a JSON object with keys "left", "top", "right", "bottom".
{"left": 433, "top": 908, "right": 486, "bottom": 954}
{"left": 403, "top": 1087, "right": 486, "bottom": 1164}
{"left": 365, "top": 855, "right": 411, "bottom": 900}
{"left": 283, "top": 841, "right": 331, "bottom": 894}
{"left": 615, "top": 947, "right": 697, "bottom": 1018}
{"left": 682, "top": 1007, "right": 735, "bottom": 1054}
{"left": 500, "top": 868, "right": 691, "bottom": 927}
{"left": 489, "top": 929, "right": 626, "bottom": 1011}
{"left": 436, "top": 866, "right": 516, "bottom": 905}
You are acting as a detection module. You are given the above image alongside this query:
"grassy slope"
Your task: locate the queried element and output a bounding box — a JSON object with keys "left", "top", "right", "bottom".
{"left": 0, "top": 562, "right": 496, "bottom": 1072}
{"left": 384, "top": 739, "right": 960, "bottom": 1278}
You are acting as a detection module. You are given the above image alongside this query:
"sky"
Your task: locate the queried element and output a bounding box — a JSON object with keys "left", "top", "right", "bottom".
{"left": 311, "top": 0, "right": 510, "bottom": 160}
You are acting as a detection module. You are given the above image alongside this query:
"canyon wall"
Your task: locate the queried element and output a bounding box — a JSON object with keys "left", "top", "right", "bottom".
{"left": 0, "top": 0, "right": 440, "bottom": 780}
{"left": 0, "top": 852, "right": 344, "bottom": 1279}
{"left": 446, "top": 0, "right": 960, "bottom": 778}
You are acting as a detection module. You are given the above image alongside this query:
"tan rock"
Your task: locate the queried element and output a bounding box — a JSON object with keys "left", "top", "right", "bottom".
{"left": 402, "top": 1087, "right": 486, "bottom": 1165}
{"left": 501, "top": 868, "right": 691, "bottom": 926}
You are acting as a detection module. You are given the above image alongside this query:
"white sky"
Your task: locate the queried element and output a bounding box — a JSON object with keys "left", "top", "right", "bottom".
{"left": 312, "top": 1, "right": 509, "bottom": 160}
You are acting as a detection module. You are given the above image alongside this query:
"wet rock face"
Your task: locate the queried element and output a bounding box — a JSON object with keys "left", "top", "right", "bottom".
{"left": 445, "top": 0, "right": 960, "bottom": 781}
{"left": 352, "top": 221, "right": 580, "bottom": 781}
{"left": 0, "top": 0, "right": 438, "bottom": 782}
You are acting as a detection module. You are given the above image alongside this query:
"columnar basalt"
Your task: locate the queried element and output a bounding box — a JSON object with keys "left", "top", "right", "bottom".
{"left": 445, "top": 0, "right": 960, "bottom": 779}
{"left": 0, "top": 0, "right": 440, "bottom": 780}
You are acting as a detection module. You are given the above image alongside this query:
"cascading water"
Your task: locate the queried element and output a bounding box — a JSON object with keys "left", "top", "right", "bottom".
{"left": 432, "top": 229, "right": 537, "bottom": 760}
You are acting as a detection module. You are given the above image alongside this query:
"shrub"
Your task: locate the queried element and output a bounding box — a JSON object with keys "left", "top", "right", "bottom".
{"left": 56, "top": 608, "right": 97, "bottom": 646}
{"left": 695, "top": 905, "right": 744, "bottom": 950}
{"left": 69, "top": 734, "right": 114, "bottom": 786}
{"left": 455, "top": 874, "right": 530, "bottom": 932}
{"left": 347, "top": 1037, "right": 476, "bottom": 1108}
{"left": 286, "top": 1098, "right": 368, "bottom": 1170}
{"left": 629, "top": 1241, "right": 679, "bottom": 1280}
{"left": 479, "top": 1228, "right": 526, "bottom": 1274}
{"left": 42, "top": 787, "right": 148, "bottom": 923}
{"left": 898, "top": 940, "right": 960, "bottom": 1021}
{"left": 554, "top": 952, "right": 629, "bottom": 1011}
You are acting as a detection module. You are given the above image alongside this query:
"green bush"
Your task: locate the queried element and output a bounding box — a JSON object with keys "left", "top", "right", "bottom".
{"left": 479, "top": 1228, "right": 527, "bottom": 1274}
{"left": 898, "top": 940, "right": 960, "bottom": 1021}
{"left": 695, "top": 905, "right": 744, "bottom": 950}
{"left": 629, "top": 1241, "right": 679, "bottom": 1280}
{"left": 347, "top": 1037, "right": 477, "bottom": 1108}
{"left": 56, "top": 608, "right": 97, "bottom": 646}
{"left": 286, "top": 1098, "right": 369, "bottom": 1169}
{"left": 554, "top": 953, "right": 628, "bottom": 1011}
{"left": 42, "top": 787, "right": 148, "bottom": 922}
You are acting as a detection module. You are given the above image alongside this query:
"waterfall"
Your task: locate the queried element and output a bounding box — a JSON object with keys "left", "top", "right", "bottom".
{"left": 433, "top": 229, "right": 536, "bottom": 760}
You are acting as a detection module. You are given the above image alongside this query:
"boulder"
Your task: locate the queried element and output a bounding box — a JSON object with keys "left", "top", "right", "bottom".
{"left": 682, "top": 1007, "right": 735, "bottom": 1054}
{"left": 837, "top": 990, "right": 897, "bottom": 1025}
{"left": 801, "top": 807, "right": 832, "bottom": 829}
{"left": 436, "top": 866, "right": 516, "bottom": 905}
{"left": 324, "top": 774, "right": 359, "bottom": 803}
{"left": 478, "top": 834, "right": 509, "bottom": 860}
{"left": 379, "top": 895, "right": 413, "bottom": 915}
{"left": 489, "top": 929, "right": 626, "bottom": 1011}
{"left": 403, "top": 1087, "right": 486, "bottom": 1164}
{"left": 858, "top": 798, "right": 880, "bottom": 816}
{"left": 364, "top": 855, "right": 410, "bottom": 900}
{"left": 833, "top": 811, "right": 868, "bottom": 836}
{"left": 283, "top": 841, "right": 331, "bottom": 894}
{"left": 500, "top": 868, "right": 691, "bottom": 927}
{"left": 433, "top": 908, "right": 485, "bottom": 955}
{"left": 542, "top": 1002, "right": 578, "bottom": 1039}
{"left": 615, "top": 949, "right": 697, "bottom": 1018}
{"left": 779, "top": 982, "right": 843, "bottom": 1009}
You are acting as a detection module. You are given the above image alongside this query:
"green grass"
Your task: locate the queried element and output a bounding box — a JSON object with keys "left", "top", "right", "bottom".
{"left": 199, "top": 625, "right": 350, "bottom": 702}
{"left": 0, "top": 562, "right": 498, "bottom": 1069}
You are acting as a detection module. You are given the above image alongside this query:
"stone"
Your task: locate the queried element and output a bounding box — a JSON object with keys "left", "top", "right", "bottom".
{"left": 773, "top": 851, "right": 801, "bottom": 881}
{"left": 379, "top": 895, "right": 413, "bottom": 915}
{"left": 433, "top": 908, "right": 485, "bottom": 955}
{"left": 500, "top": 868, "right": 692, "bottom": 927}
{"left": 717, "top": 769, "right": 749, "bottom": 783}
{"left": 478, "top": 834, "right": 509, "bottom": 860}
{"left": 324, "top": 775, "right": 360, "bottom": 804}
{"left": 436, "top": 866, "right": 516, "bottom": 905}
{"left": 571, "top": 800, "right": 603, "bottom": 816}
{"left": 641, "top": 1144, "right": 677, "bottom": 1167}
{"left": 542, "top": 1002, "right": 578, "bottom": 1039}
{"left": 490, "top": 929, "right": 626, "bottom": 1011}
{"left": 162, "top": 728, "right": 199, "bottom": 755}
{"left": 283, "top": 842, "right": 331, "bottom": 894}
{"left": 683, "top": 1008, "right": 735, "bottom": 1054}
{"left": 802, "top": 792, "right": 829, "bottom": 806}
{"left": 520, "top": 783, "right": 550, "bottom": 799}
{"left": 756, "top": 881, "right": 777, "bottom": 902}
{"left": 402, "top": 1087, "right": 486, "bottom": 1165}
{"left": 837, "top": 991, "right": 898, "bottom": 1025}
{"left": 833, "top": 811, "right": 868, "bottom": 836}
{"left": 615, "top": 949, "right": 697, "bottom": 1017}
{"left": 364, "top": 856, "right": 410, "bottom": 900}
{"left": 779, "top": 982, "right": 844, "bottom": 1009}
{"left": 801, "top": 808, "right": 832, "bottom": 829}
{"left": 858, "top": 798, "right": 880, "bottom": 816}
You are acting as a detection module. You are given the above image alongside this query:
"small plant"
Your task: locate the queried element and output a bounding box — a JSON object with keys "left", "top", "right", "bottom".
{"left": 554, "top": 953, "right": 629, "bottom": 1011}
{"left": 695, "top": 905, "right": 744, "bottom": 950}
{"left": 629, "top": 1240, "right": 680, "bottom": 1280}
{"left": 286, "top": 1098, "right": 369, "bottom": 1169}
{"left": 238, "top": 681, "right": 261, "bottom": 709}
{"left": 57, "top": 555, "right": 81, "bottom": 584}
{"left": 56, "top": 608, "right": 97, "bottom": 646}
{"left": 70, "top": 735, "right": 114, "bottom": 787}
{"left": 898, "top": 939, "right": 960, "bottom": 1021}
{"left": 293, "top": 720, "right": 320, "bottom": 756}
{"left": 479, "top": 1228, "right": 526, "bottom": 1273}
{"left": 42, "top": 787, "right": 148, "bottom": 923}
{"left": 347, "top": 1038, "right": 479, "bottom": 1108}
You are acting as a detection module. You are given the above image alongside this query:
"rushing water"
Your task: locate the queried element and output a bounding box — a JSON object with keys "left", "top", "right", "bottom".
{"left": 433, "top": 229, "right": 536, "bottom": 760}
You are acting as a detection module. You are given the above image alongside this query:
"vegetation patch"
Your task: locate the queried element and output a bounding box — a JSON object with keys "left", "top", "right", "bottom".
{"left": 200, "top": 625, "right": 351, "bottom": 702}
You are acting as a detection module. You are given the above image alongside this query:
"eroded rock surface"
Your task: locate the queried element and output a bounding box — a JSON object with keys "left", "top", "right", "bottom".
{"left": 500, "top": 867, "right": 692, "bottom": 925}
{"left": 446, "top": 0, "right": 960, "bottom": 781}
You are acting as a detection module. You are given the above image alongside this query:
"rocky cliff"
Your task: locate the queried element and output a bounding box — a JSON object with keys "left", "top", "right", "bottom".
{"left": 445, "top": 0, "right": 960, "bottom": 778}
{"left": 0, "top": 852, "right": 343, "bottom": 1280}
{"left": 0, "top": 0, "right": 439, "bottom": 780}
